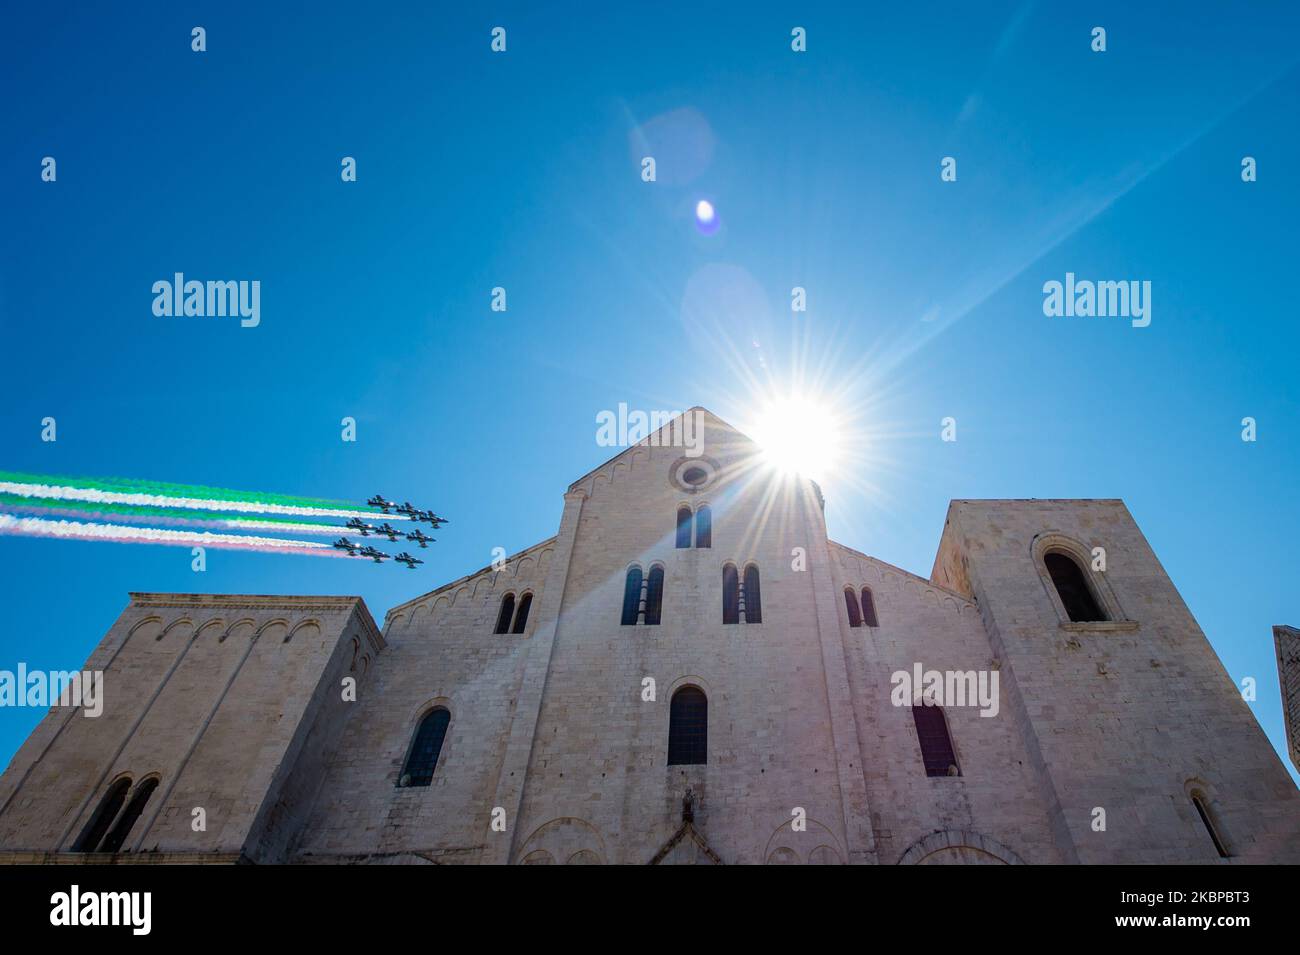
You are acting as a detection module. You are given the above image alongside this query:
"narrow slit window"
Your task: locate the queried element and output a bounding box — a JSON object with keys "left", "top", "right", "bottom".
{"left": 743, "top": 565, "right": 762, "bottom": 623}
{"left": 844, "top": 588, "right": 862, "bottom": 627}
{"left": 511, "top": 593, "right": 533, "bottom": 633}
{"left": 860, "top": 587, "right": 879, "bottom": 627}
{"left": 675, "top": 507, "right": 692, "bottom": 549}
{"left": 401, "top": 708, "right": 451, "bottom": 787}
{"left": 72, "top": 777, "right": 132, "bottom": 852}
{"left": 644, "top": 566, "right": 664, "bottom": 625}
{"left": 912, "top": 704, "right": 959, "bottom": 777}
{"left": 722, "top": 564, "right": 739, "bottom": 624}
{"left": 494, "top": 593, "right": 516, "bottom": 634}
{"left": 694, "top": 505, "right": 712, "bottom": 549}
{"left": 621, "top": 566, "right": 643, "bottom": 626}
{"left": 99, "top": 777, "right": 159, "bottom": 853}
{"left": 1192, "top": 793, "right": 1230, "bottom": 858}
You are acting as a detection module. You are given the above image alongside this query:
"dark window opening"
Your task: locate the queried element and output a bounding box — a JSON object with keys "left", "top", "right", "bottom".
{"left": 494, "top": 593, "right": 515, "bottom": 634}
{"left": 682, "top": 466, "right": 708, "bottom": 486}
{"left": 675, "top": 507, "right": 692, "bottom": 548}
{"left": 511, "top": 593, "right": 533, "bottom": 634}
{"left": 644, "top": 566, "right": 664, "bottom": 626}
{"left": 912, "top": 704, "right": 959, "bottom": 777}
{"left": 72, "top": 777, "right": 132, "bottom": 852}
{"left": 1192, "top": 793, "right": 1230, "bottom": 858}
{"left": 401, "top": 708, "right": 451, "bottom": 787}
{"left": 694, "top": 505, "right": 712, "bottom": 549}
{"left": 722, "top": 564, "right": 739, "bottom": 624}
{"left": 99, "top": 777, "right": 158, "bottom": 853}
{"left": 844, "top": 589, "right": 862, "bottom": 627}
{"left": 860, "top": 587, "right": 879, "bottom": 628}
{"left": 743, "top": 564, "right": 762, "bottom": 624}
{"left": 1044, "top": 552, "right": 1106, "bottom": 622}
{"left": 621, "top": 566, "right": 643, "bottom": 625}
{"left": 667, "top": 687, "right": 707, "bottom": 765}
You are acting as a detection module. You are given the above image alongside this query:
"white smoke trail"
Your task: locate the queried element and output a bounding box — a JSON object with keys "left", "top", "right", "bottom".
{"left": 0, "top": 481, "right": 407, "bottom": 521}
{"left": 0, "top": 504, "right": 343, "bottom": 535}
{"left": 225, "top": 519, "right": 344, "bottom": 535}
{"left": 0, "top": 514, "right": 347, "bottom": 556}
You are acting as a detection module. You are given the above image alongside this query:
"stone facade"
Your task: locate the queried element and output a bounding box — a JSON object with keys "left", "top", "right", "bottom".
{"left": 1, "top": 409, "right": 1296, "bottom": 864}
{"left": 0, "top": 595, "right": 382, "bottom": 863}
{"left": 1277, "top": 625, "right": 1300, "bottom": 776}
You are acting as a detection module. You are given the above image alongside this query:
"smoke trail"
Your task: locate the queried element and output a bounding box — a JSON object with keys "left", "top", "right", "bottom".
{"left": 0, "top": 492, "right": 344, "bottom": 529}
{"left": 0, "top": 514, "right": 348, "bottom": 557}
{"left": 0, "top": 503, "right": 346, "bottom": 536}
{"left": 0, "top": 470, "right": 359, "bottom": 511}
{"left": 0, "top": 480, "right": 405, "bottom": 521}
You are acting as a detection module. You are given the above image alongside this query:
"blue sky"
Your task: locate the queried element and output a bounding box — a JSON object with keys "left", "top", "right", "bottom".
{"left": 1, "top": 2, "right": 1297, "bottom": 781}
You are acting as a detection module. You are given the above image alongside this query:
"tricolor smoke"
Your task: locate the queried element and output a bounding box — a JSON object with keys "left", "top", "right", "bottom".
{"left": 0, "top": 502, "right": 344, "bottom": 536}
{"left": 0, "top": 472, "right": 404, "bottom": 559}
{"left": 0, "top": 472, "right": 403, "bottom": 521}
{"left": 0, "top": 514, "right": 345, "bottom": 557}
{"left": 0, "top": 471, "right": 363, "bottom": 512}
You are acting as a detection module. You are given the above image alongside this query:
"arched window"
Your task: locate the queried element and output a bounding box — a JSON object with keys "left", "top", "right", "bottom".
{"left": 911, "top": 703, "right": 959, "bottom": 777}
{"left": 72, "top": 777, "right": 132, "bottom": 852}
{"left": 675, "top": 507, "right": 692, "bottom": 549}
{"left": 667, "top": 686, "right": 707, "bottom": 765}
{"left": 743, "top": 564, "right": 762, "bottom": 623}
{"left": 99, "top": 777, "right": 159, "bottom": 853}
{"left": 1044, "top": 552, "right": 1106, "bottom": 622}
{"left": 644, "top": 566, "right": 664, "bottom": 625}
{"left": 494, "top": 593, "right": 516, "bottom": 634}
{"left": 401, "top": 707, "right": 451, "bottom": 787}
{"left": 722, "top": 564, "right": 739, "bottom": 624}
{"left": 844, "top": 588, "right": 862, "bottom": 627}
{"left": 621, "top": 566, "right": 643, "bottom": 625}
{"left": 1191, "top": 791, "right": 1230, "bottom": 858}
{"left": 860, "top": 587, "right": 879, "bottom": 627}
{"left": 511, "top": 592, "right": 533, "bottom": 634}
{"left": 694, "top": 505, "right": 712, "bottom": 549}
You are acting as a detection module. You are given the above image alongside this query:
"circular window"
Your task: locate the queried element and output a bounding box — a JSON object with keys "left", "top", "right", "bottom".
{"left": 669, "top": 456, "right": 719, "bottom": 492}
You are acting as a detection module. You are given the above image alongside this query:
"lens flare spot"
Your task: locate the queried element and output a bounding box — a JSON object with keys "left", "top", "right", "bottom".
{"left": 694, "top": 199, "right": 718, "bottom": 234}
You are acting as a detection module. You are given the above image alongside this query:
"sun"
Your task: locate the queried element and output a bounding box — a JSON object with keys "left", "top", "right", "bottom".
{"left": 749, "top": 394, "right": 845, "bottom": 483}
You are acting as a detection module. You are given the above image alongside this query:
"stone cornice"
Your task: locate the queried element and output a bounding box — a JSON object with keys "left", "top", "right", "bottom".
{"left": 127, "top": 593, "right": 382, "bottom": 646}
{"left": 129, "top": 593, "right": 366, "bottom": 610}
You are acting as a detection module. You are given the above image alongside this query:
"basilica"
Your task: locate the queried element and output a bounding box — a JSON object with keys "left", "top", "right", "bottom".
{"left": 2, "top": 409, "right": 1297, "bottom": 864}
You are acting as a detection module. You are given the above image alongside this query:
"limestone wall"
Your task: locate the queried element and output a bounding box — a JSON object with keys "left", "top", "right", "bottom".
{"left": 293, "top": 540, "right": 555, "bottom": 863}
{"left": 0, "top": 594, "right": 379, "bottom": 862}
{"left": 933, "top": 499, "right": 1300, "bottom": 863}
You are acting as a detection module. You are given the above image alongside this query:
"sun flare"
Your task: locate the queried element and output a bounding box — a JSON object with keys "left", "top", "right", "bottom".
{"left": 749, "top": 394, "right": 845, "bottom": 483}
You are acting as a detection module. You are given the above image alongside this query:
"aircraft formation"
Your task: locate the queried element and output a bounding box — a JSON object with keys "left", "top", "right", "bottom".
{"left": 334, "top": 494, "right": 445, "bottom": 569}
{"left": 366, "top": 496, "right": 448, "bottom": 528}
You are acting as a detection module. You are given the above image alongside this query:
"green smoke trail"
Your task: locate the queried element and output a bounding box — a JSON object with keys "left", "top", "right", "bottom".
{"left": 0, "top": 470, "right": 367, "bottom": 513}
{"left": 0, "top": 472, "right": 399, "bottom": 521}
{"left": 0, "top": 494, "right": 343, "bottom": 532}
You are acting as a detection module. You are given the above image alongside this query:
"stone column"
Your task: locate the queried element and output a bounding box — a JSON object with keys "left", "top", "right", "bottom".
{"left": 800, "top": 480, "right": 878, "bottom": 864}
{"left": 481, "top": 488, "right": 587, "bottom": 864}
